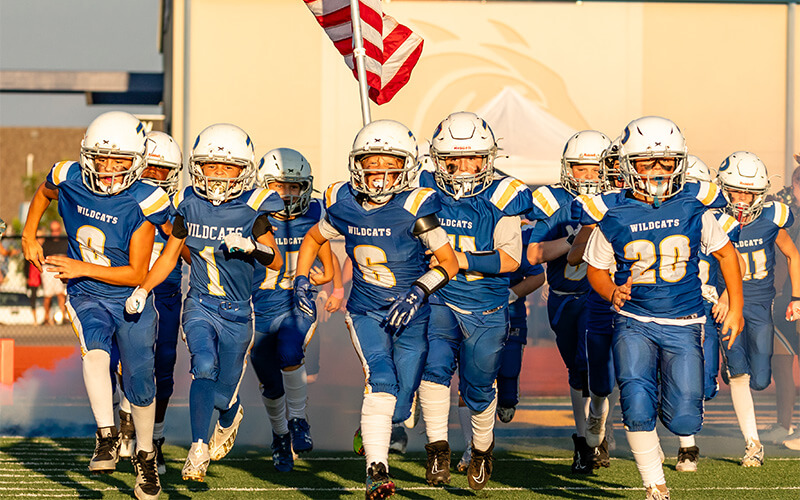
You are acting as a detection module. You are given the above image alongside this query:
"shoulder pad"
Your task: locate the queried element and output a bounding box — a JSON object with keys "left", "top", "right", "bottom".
{"left": 48, "top": 161, "right": 78, "bottom": 186}
{"left": 531, "top": 186, "right": 565, "bottom": 218}
{"left": 307, "top": 198, "right": 325, "bottom": 221}
{"left": 488, "top": 177, "right": 531, "bottom": 214}
{"left": 172, "top": 186, "right": 191, "bottom": 211}
{"left": 693, "top": 181, "right": 723, "bottom": 207}
{"left": 403, "top": 187, "right": 438, "bottom": 216}
{"left": 324, "top": 181, "right": 349, "bottom": 209}
{"left": 136, "top": 184, "right": 172, "bottom": 219}
{"left": 768, "top": 201, "right": 792, "bottom": 228}
{"left": 715, "top": 212, "right": 740, "bottom": 235}
{"left": 575, "top": 193, "right": 609, "bottom": 223}
{"left": 246, "top": 187, "right": 284, "bottom": 212}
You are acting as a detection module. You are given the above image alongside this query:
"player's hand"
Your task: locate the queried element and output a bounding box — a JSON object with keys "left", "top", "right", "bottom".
{"left": 786, "top": 300, "right": 800, "bottom": 321}
{"left": 381, "top": 285, "right": 425, "bottom": 337}
{"left": 44, "top": 255, "right": 88, "bottom": 280}
{"left": 508, "top": 288, "right": 520, "bottom": 304}
{"left": 309, "top": 265, "right": 331, "bottom": 286}
{"left": 325, "top": 288, "right": 344, "bottom": 313}
{"left": 293, "top": 275, "right": 317, "bottom": 319}
{"left": 223, "top": 233, "right": 255, "bottom": 254}
{"left": 610, "top": 277, "right": 632, "bottom": 312}
{"left": 720, "top": 308, "right": 745, "bottom": 349}
{"left": 21, "top": 233, "right": 45, "bottom": 272}
{"left": 711, "top": 296, "right": 729, "bottom": 324}
{"left": 125, "top": 286, "right": 148, "bottom": 314}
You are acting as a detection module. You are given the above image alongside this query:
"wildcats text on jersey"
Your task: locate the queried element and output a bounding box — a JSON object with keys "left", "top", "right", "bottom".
{"left": 735, "top": 238, "right": 764, "bottom": 248}
{"left": 186, "top": 222, "right": 243, "bottom": 240}
{"left": 629, "top": 219, "right": 680, "bottom": 233}
{"left": 347, "top": 226, "right": 392, "bottom": 237}
{"left": 76, "top": 205, "right": 119, "bottom": 224}
{"left": 440, "top": 218, "right": 473, "bottom": 230}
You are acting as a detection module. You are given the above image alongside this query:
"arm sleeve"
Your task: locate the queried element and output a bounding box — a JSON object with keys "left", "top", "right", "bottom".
{"left": 171, "top": 214, "right": 188, "bottom": 239}
{"left": 252, "top": 214, "right": 274, "bottom": 239}
{"left": 701, "top": 210, "right": 730, "bottom": 255}
{"left": 318, "top": 216, "right": 342, "bottom": 240}
{"left": 493, "top": 216, "right": 522, "bottom": 264}
{"left": 583, "top": 227, "right": 616, "bottom": 270}
{"left": 418, "top": 226, "right": 449, "bottom": 252}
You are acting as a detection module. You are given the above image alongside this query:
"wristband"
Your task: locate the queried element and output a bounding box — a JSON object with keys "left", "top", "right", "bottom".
{"left": 792, "top": 296, "right": 800, "bottom": 302}
{"left": 252, "top": 239, "right": 276, "bottom": 265}
{"left": 464, "top": 251, "right": 502, "bottom": 275}
{"left": 331, "top": 287, "right": 345, "bottom": 299}
{"left": 414, "top": 265, "right": 450, "bottom": 296}
{"left": 566, "top": 233, "right": 576, "bottom": 245}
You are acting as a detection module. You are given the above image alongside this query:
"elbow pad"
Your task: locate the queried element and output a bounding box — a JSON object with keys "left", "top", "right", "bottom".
{"left": 412, "top": 214, "right": 441, "bottom": 236}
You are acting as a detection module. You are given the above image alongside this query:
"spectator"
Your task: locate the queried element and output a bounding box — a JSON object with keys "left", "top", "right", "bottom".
{"left": 24, "top": 229, "right": 45, "bottom": 324}
{"left": 41, "top": 220, "right": 68, "bottom": 325}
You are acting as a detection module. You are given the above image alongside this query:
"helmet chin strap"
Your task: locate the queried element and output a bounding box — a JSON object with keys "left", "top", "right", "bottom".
{"left": 645, "top": 176, "right": 669, "bottom": 208}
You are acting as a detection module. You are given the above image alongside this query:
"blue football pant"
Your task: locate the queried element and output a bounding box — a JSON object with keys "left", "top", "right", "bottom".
{"left": 251, "top": 310, "right": 316, "bottom": 399}
{"left": 547, "top": 292, "right": 589, "bottom": 391}
{"left": 701, "top": 300, "right": 720, "bottom": 400}
{"left": 67, "top": 293, "right": 157, "bottom": 407}
{"left": 722, "top": 301, "right": 774, "bottom": 390}
{"left": 613, "top": 315, "right": 704, "bottom": 436}
{"left": 586, "top": 297, "right": 616, "bottom": 398}
{"left": 153, "top": 291, "right": 182, "bottom": 401}
{"left": 497, "top": 325, "right": 526, "bottom": 409}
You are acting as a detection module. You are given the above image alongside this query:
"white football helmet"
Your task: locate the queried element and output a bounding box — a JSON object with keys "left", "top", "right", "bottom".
{"left": 561, "top": 130, "right": 611, "bottom": 196}
{"left": 258, "top": 148, "right": 313, "bottom": 217}
{"left": 80, "top": 111, "right": 147, "bottom": 195}
{"left": 349, "top": 119, "right": 418, "bottom": 203}
{"left": 430, "top": 112, "right": 498, "bottom": 199}
{"left": 143, "top": 131, "right": 183, "bottom": 195}
{"left": 685, "top": 154, "right": 712, "bottom": 183}
{"left": 619, "top": 116, "right": 687, "bottom": 206}
{"left": 601, "top": 136, "right": 623, "bottom": 190}
{"left": 189, "top": 123, "right": 256, "bottom": 205}
{"left": 717, "top": 151, "right": 770, "bottom": 223}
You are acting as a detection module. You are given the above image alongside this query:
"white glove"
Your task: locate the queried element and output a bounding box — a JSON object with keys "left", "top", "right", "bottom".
{"left": 126, "top": 286, "right": 148, "bottom": 314}
{"left": 701, "top": 284, "right": 719, "bottom": 305}
{"left": 223, "top": 233, "right": 255, "bottom": 254}
{"left": 508, "top": 288, "right": 520, "bottom": 304}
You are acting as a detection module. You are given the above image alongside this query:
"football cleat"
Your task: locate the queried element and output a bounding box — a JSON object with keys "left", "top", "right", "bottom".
{"left": 353, "top": 427, "right": 365, "bottom": 456}
{"left": 182, "top": 441, "right": 210, "bottom": 482}
{"left": 675, "top": 445, "right": 699, "bottom": 472}
{"left": 153, "top": 437, "right": 166, "bottom": 475}
{"left": 208, "top": 405, "right": 244, "bottom": 461}
{"left": 388, "top": 424, "right": 407, "bottom": 455}
{"left": 467, "top": 440, "right": 494, "bottom": 491}
{"left": 132, "top": 449, "right": 162, "bottom": 500}
{"left": 646, "top": 485, "right": 671, "bottom": 500}
{"left": 288, "top": 417, "right": 313, "bottom": 453}
{"left": 89, "top": 426, "right": 120, "bottom": 473}
{"left": 271, "top": 432, "right": 294, "bottom": 472}
{"left": 760, "top": 424, "right": 795, "bottom": 445}
{"left": 496, "top": 406, "right": 516, "bottom": 424}
{"left": 740, "top": 439, "right": 764, "bottom": 467}
{"left": 366, "top": 462, "right": 395, "bottom": 500}
{"left": 457, "top": 446, "right": 471, "bottom": 473}
{"left": 594, "top": 437, "right": 610, "bottom": 469}
{"left": 571, "top": 434, "right": 594, "bottom": 474}
{"left": 424, "top": 440, "right": 451, "bottom": 485}
{"left": 119, "top": 410, "right": 136, "bottom": 458}
{"left": 585, "top": 406, "right": 607, "bottom": 448}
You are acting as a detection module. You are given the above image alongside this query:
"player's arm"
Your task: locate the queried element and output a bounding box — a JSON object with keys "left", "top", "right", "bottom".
{"left": 510, "top": 273, "right": 545, "bottom": 302}
{"left": 774, "top": 228, "right": 800, "bottom": 320}
{"left": 22, "top": 182, "right": 59, "bottom": 271}
{"left": 587, "top": 265, "right": 631, "bottom": 311}
{"left": 566, "top": 225, "right": 594, "bottom": 266}
{"left": 323, "top": 251, "right": 345, "bottom": 313}
{"left": 457, "top": 216, "right": 521, "bottom": 274}
{"left": 527, "top": 238, "right": 570, "bottom": 265}
{"left": 309, "top": 241, "right": 336, "bottom": 285}
{"left": 295, "top": 223, "right": 329, "bottom": 279}
{"left": 713, "top": 241, "right": 744, "bottom": 347}
{"left": 139, "top": 232, "right": 186, "bottom": 293}
{"left": 45, "top": 220, "right": 156, "bottom": 287}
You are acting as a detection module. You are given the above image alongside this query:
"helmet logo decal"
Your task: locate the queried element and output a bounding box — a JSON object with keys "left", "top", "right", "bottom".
{"left": 719, "top": 157, "right": 731, "bottom": 172}
{"left": 621, "top": 126, "right": 630, "bottom": 144}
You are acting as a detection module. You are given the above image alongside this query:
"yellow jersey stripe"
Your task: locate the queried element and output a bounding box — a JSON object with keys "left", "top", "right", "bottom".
{"left": 52, "top": 161, "right": 73, "bottom": 185}
{"left": 581, "top": 195, "right": 605, "bottom": 222}
{"left": 698, "top": 182, "right": 719, "bottom": 206}
{"left": 140, "top": 190, "right": 171, "bottom": 218}
{"left": 773, "top": 202, "right": 789, "bottom": 227}
{"left": 492, "top": 178, "right": 526, "bottom": 211}
{"left": 720, "top": 214, "right": 736, "bottom": 233}
{"left": 246, "top": 187, "right": 270, "bottom": 211}
{"left": 532, "top": 187, "right": 558, "bottom": 217}
{"left": 325, "top": 181, "right": 346, "bottom": 208}
{"left": 404, "top": 188, "right": 434, "bottom": 215}
{"left": 172, "top": 187, "right": 187, "bottom": 210}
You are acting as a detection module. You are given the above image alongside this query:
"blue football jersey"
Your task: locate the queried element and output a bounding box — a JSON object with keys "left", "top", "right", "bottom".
{"left": 529, "top": 196, "right": 587, "bottom": 294}
{"left": 419, "top": 171, "right": 533, "bottom": 312}
{"left": 577, "top": 181, "right": 726, "bottom": 320}
{"left": 151, "top": 215, "right": 182, "bottom": 295}
{"left": 529, "top": 185, "right": 574, "bottom": 222}
{"left": 173, "top": 186, "right": 284, "bottom": 302}
{"left": 252, "top": 198, "right": 325, "bottom": 317}
{"left": 323, "top": 181, "right": 441, "bottom": 315}
{"left": 734, "top": 201, "right": 794, "bottom": 302}
{"left": 48, "top": 161, "right": 171, "bottom": 299}
{"left": 699, "top": 211, "right": 740, "bottom": 295}
{"left": 507, "top": 223, "right": 545, "bottom": 327}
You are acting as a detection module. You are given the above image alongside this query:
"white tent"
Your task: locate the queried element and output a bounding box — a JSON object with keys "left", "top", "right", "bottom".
{"left": 477, "top": 87, "right": 577, "bottom": 186}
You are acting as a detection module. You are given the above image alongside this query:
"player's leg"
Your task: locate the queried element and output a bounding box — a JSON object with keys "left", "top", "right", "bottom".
{"left": 280, "top": 312, "right": 316, "bottom": 453}
{"left": 770, "top": 295, "right": 798, "bottom": 443}
{"left": 586, "top": 327, "right": 615, "bottom": 468}
{"left": 152, "top": 291, "right": 182, "bottom": 474}
{"left": 496, "top": 326, "right": 526, "bottom": 423}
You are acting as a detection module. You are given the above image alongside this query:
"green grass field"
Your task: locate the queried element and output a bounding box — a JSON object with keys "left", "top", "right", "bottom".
{"left": 0, "top": 438, "right": 797, "bottom": 499}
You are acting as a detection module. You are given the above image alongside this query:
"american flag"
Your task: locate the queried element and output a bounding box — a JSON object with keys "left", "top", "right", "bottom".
{"left": 303, "top": 0, "right": 423, "bottom": 105}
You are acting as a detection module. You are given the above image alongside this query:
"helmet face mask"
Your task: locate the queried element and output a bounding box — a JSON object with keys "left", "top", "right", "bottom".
{"left": 142, "top": 131, "right": 183, "bottom": 196}
{"left": 80, "top": 111, "right": 147, "bottom": 195}
{"left": 349, "top": 120, "right": 418, "bottom": 204}
{"left": 619, "top": 116, "right": 687, "bottom": 207}
{"left": 189, "top": 124, "right": 256, "bottom": 205}
{"left": 561, "top": 130, "right": 611, "bottom": 196}
{"left": 601, "top": 138, "right": 623, "bottom": 190}
{"left": 717, "top": 151, "right": 770, "bottom": 224}
{"left": 258, "top": 148, "right": 313, "bottom": 218}
{"left": 431, "top": 112, "right": 497, "bottom": 199}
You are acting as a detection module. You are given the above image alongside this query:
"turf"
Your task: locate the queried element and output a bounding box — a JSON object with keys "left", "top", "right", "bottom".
{"left": 0, "top": 438, "right": 797, "bottom": 499}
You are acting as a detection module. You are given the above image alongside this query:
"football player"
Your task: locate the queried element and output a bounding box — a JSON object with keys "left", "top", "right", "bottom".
{"left": 292, "top": 119, "right": 458, "bottom": 500}
{"left": 126, "top": 123, "right": 284, "bottom": 482}
{"left": 249, "top": 148, "right": 339, "bottom": 472}
{"left": 528, "top": 130, "right": 611, "bottom": 473}
{"left": 717, "top": 151, "right": 800, "bottom": 466}
{"left": 22, "top": 111, "right": 170, "bottom": 500}
{"left": 578, "top": 116, "right": 744, "bottom": 500}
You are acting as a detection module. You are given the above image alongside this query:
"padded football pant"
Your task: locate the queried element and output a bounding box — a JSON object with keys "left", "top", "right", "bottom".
{"left": 251, "top": 309, "right": 316, "bottom": 399}
{"left": 153, "top": 290, "right": 182, "bottom": 401}
{"left": 547, "top": 291, "right": 589, "bottom": 391}
{"left": 701, "top": 300, "right": 720, "bottom": 400}
{"left": 722, "top": 301, "right": 774, "bottom": 390}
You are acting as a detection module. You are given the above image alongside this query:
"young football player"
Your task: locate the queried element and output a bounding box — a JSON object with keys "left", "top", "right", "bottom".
{"left": 528, "top": 130, "right": 611, "bottom": 473}
{"left": 22, "top": 111, "right": 170, "bottom": 500}
{"left": 411, "top": 112, "right": 531, "bottom": 490}
{"left": 578, "top": 116, "right": 744, "bottom": 500}
{"left": 716, "top": 151, "right": 800, "bottom": 466}
{"left": 250, "top": 148, "right": 339, "bottom": 472}
{"left": 126, "top": 123, "right": 284, "bottom": 482}
{"left": 292, "top": 119, "right": 458, "bottom": 500}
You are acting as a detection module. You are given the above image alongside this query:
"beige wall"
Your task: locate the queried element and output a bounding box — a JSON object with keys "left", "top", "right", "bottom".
{"left": 175, "top": 1, "right": 799, "bottom": 191}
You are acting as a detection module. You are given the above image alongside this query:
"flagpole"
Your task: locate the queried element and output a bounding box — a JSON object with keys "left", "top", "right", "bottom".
{"left": 350, "top": 0, "right": 372, "bottom": 125}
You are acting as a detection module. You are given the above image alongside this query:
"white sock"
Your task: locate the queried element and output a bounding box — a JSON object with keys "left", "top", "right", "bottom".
{"left": 281, "top": 366, "right": 308, "bottom": 420}
{"left": 626, "top": 429, "right": 666, "bottom": 488}
{"left": 607, "top": 386, "right": 620, "bottom": 430}
{"left": 131, "top": 402, "right": 155, "bottom": 453}
{"left": 470, "top": 394, "right": 497, "bottom": 451}
{"left": 153, "top": 421, "right": 165, "bottom": 441}
{"left": 361, "top": 392, "right": 396, "bottom": 472}
{"left": 570, "top": 387, "right": 589, "bottom": 437}
{"left": 458, "top": 404, "right": 472, "bottom": 448}
{"left": 679, "top": 435, "right": 696, "bottom": 448}
{"left": 263, "top": 395, "right": 289, "bottom": 435}
{"left": 419, "top": 380, "right": 450, "bottom": 443}
{"left": 589, "top": 393, "right": 609, "bottom": 421}
{"left": 730, "top": 374, "right": 760, "bottom": 443}
{"left": 119, "top": 394, "right": 132, "bottom": 414}
{"left": 82, "top": 350, "right": 114, "bottom": 428}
